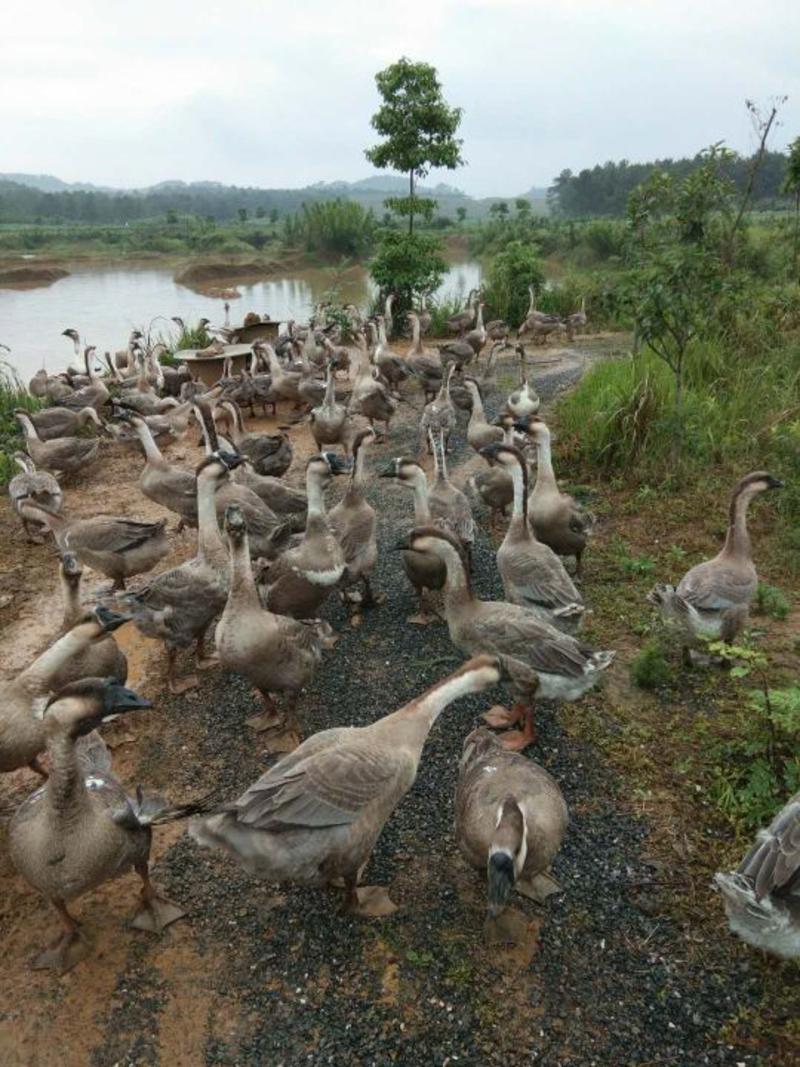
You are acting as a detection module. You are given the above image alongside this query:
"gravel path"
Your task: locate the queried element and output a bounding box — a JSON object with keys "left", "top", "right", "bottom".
{"left": 86, "top": 346, "right": 765, "bottom": 1066}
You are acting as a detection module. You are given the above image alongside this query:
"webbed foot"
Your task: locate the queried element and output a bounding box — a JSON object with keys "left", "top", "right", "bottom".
{"left": 131, "top": 895, "right": 185, "bottom": 934}
{"left": 31, "top": 928, "right": 90, "bottom": 973}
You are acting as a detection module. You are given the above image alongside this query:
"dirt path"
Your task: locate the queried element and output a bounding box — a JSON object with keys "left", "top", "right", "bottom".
{"left": 0, "top": 335, "right": 770, "bottom": 1066}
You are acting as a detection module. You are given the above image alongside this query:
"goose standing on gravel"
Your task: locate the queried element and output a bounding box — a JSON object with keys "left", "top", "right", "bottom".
{"left": 190, "top": 656, "right": 502, "bottom": 916}
{"left": 648, "top": 472, "right": 783, "bottom": 651}
{"left": 396, "top": 527, "right": 614, "bottom": 750}
{"left": 463, "top": 378, "right": 504, "bottom": 454}
{"left": 328, "top": 429, "right": 381, "bottom": 620}
{"left": 515, "top": 416, "right": 595, "bottom": 576}
{"left": 479, "top": 443, "right": 584, "bottom": 629}
{"left": 419, "top": 364, "right": 457, "bottom": 455}
{"left": 9, "top": 678, "right": 199, "bottom": 973}
{"left": 714, "top": 791, "right": 800, "bottom": 959}
{"left": 455, "top": 727, "right": 568, "bottom": 921}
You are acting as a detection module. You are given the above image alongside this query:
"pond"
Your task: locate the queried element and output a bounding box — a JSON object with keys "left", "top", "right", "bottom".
{"left": 0, "top": 256, "right": 483, "bottom": 381}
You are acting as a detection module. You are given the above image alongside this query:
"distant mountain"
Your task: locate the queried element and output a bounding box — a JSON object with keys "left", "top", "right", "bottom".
{"left": 0, "top": 172, "right": 114, "bottom": 194}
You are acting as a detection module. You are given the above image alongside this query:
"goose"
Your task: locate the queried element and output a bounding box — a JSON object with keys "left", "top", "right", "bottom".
{"left": 479, "top": 443, "right": 584, "bottom": 629}
{"left": 521, "top": 285, "right": 556, "bottom": 326}
{"left": 58, "top": 344, "right": 110, "bottom": 412}
{"left": 506, "top": 376, "right": 540, "bottom": 420}
{"left": 321, "top": 335, "right": 351, "bottom": 379}
{"left": 8, "top": 453, "right": 63, "bottom": 542}
{"left": 310, "top": 362, "right": 348, "bottom": 451}
{"left": 26, "top": 405, "right": 103, "bottom": 442}
{"left": 348, "top": 364, "right": 397, "bottom": 442}
{"left": 0, "top": 607, "right": 128, "bottom": 776}
{"left": 121, "top": 452, "right": 244, "bottom": 694}
{"left": 215, "top": 505, "right": 334, "bottom": 738}
{"left": 395, "top": 526, "right": 614, "bottom": 750}
{"left": 418, "top": 292, "right": 432, "bottom": 337}
{"left": 520, "top": 317, "right": 567, "bottom": 346}
{"left": 648, "top": 472, "right": 783, "bottom": 650}
{"left": 437, "top": 339, "right": 475, "bottom": 375}
{"left": 714, "top": 791, "right": 800, "bottom": 959}
{"left": 296, "top": 341, "right": 327, "bottom": 409}
{"left": 28, "top": 367, "right": 49, "bottom": 399}
{"left": 384, "top": 292, "right": 396, "bottom": 339}
{"left": 467, "top": 417, "right": 519, "bottom": 529}
{"left": 371, "top": 318, "right": 409, "bottom": 391}
{"left": 565, "top": 296, "right": 587, "bottom": 341}
{"left": 122, "top": 412, "right": 198, "bottom": 528}
{"left": 406, "top": 311, "right": 444, "bottom": 402}
{"left": 446, "top": 291, "right": 477, "bottom": 336}
{"left": 218, "top": 400, "right": 292, "bottom": 477}
{"left": 455, "top": 727, "right": 568, "bottom": 921}
{"left": 261, "top": 343, "right": 303, "bottom": 404}
{"left": 9, "top": 678, "right": 199, "bottom": 973}
{"left": 190, "top": 656, "right": 502, "bottom": 916}
{"left": 14, "top": 411, "right": 100, "bottom": 478}
{"left": 515, "top": 416, "right": 595, "bottom": 576}
{"left": 159, "top": 354, "right": 193, "bottom": 399}
{"left": 49, "top": 553, "right": 128, "bottom": 690}
{"left": 261, "top": 453, "right": 351, "bottom": 619}
{"left": 463, "top": 378, "right": 504, "bottom": 453}
{"left": 328, "top": 429, "right": 381, "bottom": 618}
{"left": 428, "top": 430, "right": 475, "bottom": 565}
{"left": 463, "top": 301, "right": 487, "bottom": 356}
{"left": 18, "top": 502, "right": 169, "bottom": 592}
{"left": 378, "top": 456, "right": 447, "bottom": 625}
{"left": 419, "top": 364, "right": 457, "bottom": 454}
{"left": 485, "top": 317, "right": 510, "bottom": 343}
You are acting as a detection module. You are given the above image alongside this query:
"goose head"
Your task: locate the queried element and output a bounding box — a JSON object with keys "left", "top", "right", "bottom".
{"left": 40, "top": 676, "right": 151, "bottom": 737}
{"left": 487, "top": 796, "right": 528, "bottom": 918}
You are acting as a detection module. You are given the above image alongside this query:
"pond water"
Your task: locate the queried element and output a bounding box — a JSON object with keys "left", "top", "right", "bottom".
{"left": 0, "top": 257, "right": 483, "bottom": 381}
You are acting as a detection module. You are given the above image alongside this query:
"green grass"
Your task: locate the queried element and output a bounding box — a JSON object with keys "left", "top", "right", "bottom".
{"left": 0, "top": 361, "right": 40, "bottom": 485}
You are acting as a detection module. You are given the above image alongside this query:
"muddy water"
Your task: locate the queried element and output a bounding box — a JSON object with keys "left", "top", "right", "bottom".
{"left": 0, "top": 257, "right": 483, "bottom": 381}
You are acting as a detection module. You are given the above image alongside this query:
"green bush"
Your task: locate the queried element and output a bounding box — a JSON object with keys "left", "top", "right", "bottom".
{"left": 482, "top": 240, "right": 544, "bottom": 325}
{"left": 755, "top": 582, "right": 791, "bottom": 620}
{"left": 630, "top": 641, "right": 671, "bottom": 690}
{"left": 300, "top": 200, "right": 376, "bottom": 258}
{"left": 0, "top": 362, "right": 41, "bottom": 486}
{"left": 369, "top": 230, "right": 447, "bottom": 310}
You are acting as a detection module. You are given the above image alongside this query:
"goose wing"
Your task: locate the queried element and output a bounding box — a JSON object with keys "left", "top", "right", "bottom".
{"left": 676, "top": 559, "right": 755, "bottom": 611}
{"left": 469, "top": 605, "right": 589, "bottom": 677}
{"left": 502, "top": 541, "right": 582, "bottom": 611}
{"left": 738, "top": 794, "right": 800, "bottom": 899}
{"left": 231, "top": 740, "right": 415, "bottom": 831}
{"left": 68, "top": 517, "right": 165, "bottom": 555}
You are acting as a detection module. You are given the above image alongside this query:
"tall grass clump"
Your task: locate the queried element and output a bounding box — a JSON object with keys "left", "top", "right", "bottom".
{"left": 0, "top": 362, "right": 40, "bottom": 486}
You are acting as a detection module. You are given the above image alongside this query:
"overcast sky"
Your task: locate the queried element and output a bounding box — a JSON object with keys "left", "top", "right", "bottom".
{"left": 3, "top": 0, "right": 799, "bottom": 197}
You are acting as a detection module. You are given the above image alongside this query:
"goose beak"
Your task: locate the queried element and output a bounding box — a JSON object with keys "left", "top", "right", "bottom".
{"left": 479, "top": 443, "right": 503, "bottom": 462}
{"left": 766, "top": 476, "right": 784, "bottom": 490}
{"left": 378, "top": 461, "right": 397, "bottom": 478}
{"left": 217, "top": 450, "right": 244, "bottom": 471}
{"left": 94, "top": 606, "right": 130, "bottom": 633}
{"left": 103, "top": 682, "right": 152, "bottom": 715}
{"left": 324, "top": 453, "right": 352, "bottom": 476}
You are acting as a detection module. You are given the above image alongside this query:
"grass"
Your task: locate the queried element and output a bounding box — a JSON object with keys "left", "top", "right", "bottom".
{"left": 0, "top": 361, "right": 40, "bottom": 485}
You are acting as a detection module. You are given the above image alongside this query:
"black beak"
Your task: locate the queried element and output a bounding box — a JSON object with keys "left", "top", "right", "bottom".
{"left": 512, "top": 419, "right": 530, "bottom": 434}
{"left": 767, "top": 476, "right": 784, "bottom": 490}
{"left": 103, "top": 682, "right": 152, "bottom": 714}
{"left": 94, "top": 606, "right": 130, "bottom": 633}
{"left": 325, "top": 453, "right": 353, "bottom": 475}
{"left": 479, "top": 443, "right": 502, "bottom": 462}
{"left": 487, "top": 851, "right": 515, "bottom": 918}
{"left": 217, "top": 450, "right": 244, "bottom": 471}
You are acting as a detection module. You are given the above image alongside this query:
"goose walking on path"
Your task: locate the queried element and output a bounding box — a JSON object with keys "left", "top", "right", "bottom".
{"left": 190, "top": 656, "right": 502, "bottom": 917}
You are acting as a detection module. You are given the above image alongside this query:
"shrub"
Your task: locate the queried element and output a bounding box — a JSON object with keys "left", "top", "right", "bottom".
{"left": 630, "top": 641, "right": 671, "bottom": 689}
{"left": 755, "top": 582, "right": 791, "bottom": 620}
{"left": 369, "top": 230, "right": 447, "bottom": 310}
{"left": 300, "top": 200, "right": 376, "bottom": 258}
{"left": 482, "top": 240, "right": 544, "bottom": 325}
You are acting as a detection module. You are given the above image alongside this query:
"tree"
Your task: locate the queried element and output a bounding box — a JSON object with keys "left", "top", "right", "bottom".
{"left": 483, "top": 240, "right": 544, "bottom": 324}
{"left": 456, "top": 206, "right": 467, "bottom": 224}
{"left": 783, "top": 136, "right": 800, "bottom": 276}
{"left": 166, "top": 209, "right": 178, "bottom": 225}
{"left": 369, "top": 231, "right": 446, "bottom": 307}
{"left": 515, "top": 198, "right": 531, "bottom": 217}
{"left": 365, "top": 57, "right": 463, "bottom": 236}
{"left": 255, "top": 205, "right": 266, "bottom": 219}
{"left": 238, "top": 207, "right": 248, "bottom": 224}
{"left": 489, "top": 201, "right": 509, "bottom": 221}
{"left": 269, "top": 208, "right": 279, "bottom": 225}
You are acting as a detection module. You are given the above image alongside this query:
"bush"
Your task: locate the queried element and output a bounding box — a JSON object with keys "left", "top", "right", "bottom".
{"left": 0, "top": 362, "right": 41, "bottom": 487}
{"left": 630, "top": 641, "right": 671, "bottom": 690}
{"left": 755, "top": 582, "right": 791, "bottom": 620}
{"left": 369, "top": 230, "right": 447, "bottom": 310}
{"left": 300, "top": 200, "right": 376, "bottom": 258}
{"left": 482, "top": 240, "right": 544, "bottom": 325}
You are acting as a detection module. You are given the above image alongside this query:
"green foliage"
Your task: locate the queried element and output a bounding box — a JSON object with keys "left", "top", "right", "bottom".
{"left": 0, "top": 362, "right": 41, "bottom": 487}
{"left": 426, "top": 294, "right": 468, "bottom": 335}
{"left": 365, "top": 57, "right": 463, "bottom": 235}
{"left": 482, "top": 240, "right": 544, "bottom": 324}
{"left": 299, "top": 200, "right": 376, "bottom": 258}
{"left": 630, "top": 641, "right": 671, "bottom": 690}
{"left": 700, "top": 642, "right": 800, "bottom": 829}
{"left": 369, "top": 230, "right": 447, "bottom": 305}
{"left": 755, "top": 582, "right": 791, "bottom": 620}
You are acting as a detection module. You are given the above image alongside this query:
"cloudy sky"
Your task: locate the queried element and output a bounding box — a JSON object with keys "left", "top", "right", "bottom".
{"left": 3, "top": 0, "right": 799, "bottom": 197}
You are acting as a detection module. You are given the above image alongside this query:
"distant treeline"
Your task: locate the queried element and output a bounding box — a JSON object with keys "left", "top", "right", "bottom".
{"left": 548, "top": 150, "right": 790, "bottom": 217}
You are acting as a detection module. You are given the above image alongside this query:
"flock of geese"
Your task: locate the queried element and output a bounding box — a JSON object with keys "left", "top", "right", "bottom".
{"left": 1, "top": 291, "right": 797, "bottom": 977}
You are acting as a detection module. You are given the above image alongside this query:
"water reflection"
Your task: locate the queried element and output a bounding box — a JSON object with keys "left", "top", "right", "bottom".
{"left": 0, "top": 258, "right": 483, "bottom": 380}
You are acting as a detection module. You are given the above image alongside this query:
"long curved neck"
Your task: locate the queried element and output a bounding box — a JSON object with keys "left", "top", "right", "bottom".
{"left": 16, "top": 412, "right": 39, "bottom": 442}
{"left": 61, "top": 578, "right": 82, "bottom": 629}
{"left": 306, "top": 471, "right": 327, "bottom": 518}
{"left": 322, "top": 371, "right": 336, "bottom": 406}
{"left": 407, "top": 471, "right": 431, "bottom": 523}
{"left": 45, "top": 730, "right": 88, "bottom": 818}
{"left": 476, "top": 304, "right": 485, "bottom": 330}
{"left": 533, "top": 431, "right": 557, "bottom": 490}
{"left": 384, "top": 668, "right": 491, "bottom": 744}
{"left": 228, "top": 535, "right": 260, "bottom": 609}
{"left": 439, "top": 541, "right": 472, "bottom": 608}
{"left": 509, "top": 458, "right": 529, "bottom": 526}
{"left": 409, "top": 316, "right": 420, "bottom": 354}
{"left": 721, "top": 488, "right": 755, "bottom": 559}
{"left": 19, "top": 624, "right": 97, "bottom": 693}
{"left": 196, "top": 473, "right": 226, "bottom": 565}
{"left": 136, "top": 421, "right": 167, "bottom": 467}
{"left": 468, "top": 386, "right": 485, "bottom": 421}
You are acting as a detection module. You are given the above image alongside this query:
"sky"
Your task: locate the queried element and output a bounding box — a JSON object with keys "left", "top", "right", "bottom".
{"left": 3, "top": 0, "right": 800, "bottom": 198}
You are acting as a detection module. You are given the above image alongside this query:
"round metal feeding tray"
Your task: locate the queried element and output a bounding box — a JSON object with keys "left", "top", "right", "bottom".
{"left": 173, "top": 343, "right": 253, "bottom": 387}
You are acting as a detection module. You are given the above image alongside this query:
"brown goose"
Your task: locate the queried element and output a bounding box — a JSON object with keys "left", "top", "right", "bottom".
{"left": 57, "top": 341, "right": 110, "bottom": 412}
{"left": 328, "top": 429, "right": 380, "bottom": 618}
{"left": 406, "top": 311, "right": 444, "bottom": 402}
{"left": 463, "top": 378, "right": 503, "bottom": 453}
{"left": 261, "top": 453, "right": 350, "bottom": 619}
{"left": 49, "top": 554, "right": 128, "bottom": 690}
{"left": 8, "top": 453, "right": 63, "bottom": 542}
{"left": 26, "top": 406, "right": 103, "bottom": 442}
{"left": 714, "top": 790, "right": 800, "bottom": 959}
{"left": 648, "top": 472, "right": 783, "bottom": 649}
{"left": 121, "top": 453, "right": 243, "bottom": 694}
{"left": 396, "top": 527, "right": 614, "bottom": 750}
{"left": 20, "top": 504, "right": 169, "bottom": 592}
{"left": 479, "top": 443, "right": 584, "bottom": 629}
{"left": 190, "top": 656, "right": 502, "bottom": 916}
{"left": 348, "top": 364, "right": 397, "bottom": 441}
{"left": 219, "top": 400, "right": 292, "bottom": 477}
{"left": 15, "top": 411, "right": 100, "bottom": 478}
{"left": 419, "top": 364, "right": 457, "bottom": 454}
{"left": 456, "top": 727, "right": 568, "bottom": 921}
{"left": 309, "top": 363, "right": 348, "bottom": 451}
{"left": 515, "top": 416, "right": 595, "bottom": 575}
{"left": 446, "top": 291, "right": 477, "bottom": 335}
{"left": 0, "top": 607, "right": 129, "bottom": 776}
{"left": 215, "top": 505, "right": 334, "bottom": 737}
{"left": 120, "top": 412, "right": 198, "bottom": 528}
{"left": 9, "top": 679, "right": 198, "bottom": 973}
{"left": 428, "top": 430, "right": 475, "bottom": 565}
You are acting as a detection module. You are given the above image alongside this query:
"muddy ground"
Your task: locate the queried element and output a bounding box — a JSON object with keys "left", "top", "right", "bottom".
{"left": 0, "top": 335, "right": 792, "bottom": 1066}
